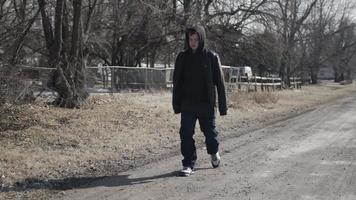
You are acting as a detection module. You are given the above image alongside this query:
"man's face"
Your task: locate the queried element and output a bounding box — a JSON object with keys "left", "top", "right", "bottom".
{"left": 189, "top": 33, "right": 199, "bottom": 52}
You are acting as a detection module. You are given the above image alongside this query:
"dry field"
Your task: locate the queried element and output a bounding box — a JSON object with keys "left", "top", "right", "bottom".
{"left": 1, "top": 81, "right": 356, "bottom": 199}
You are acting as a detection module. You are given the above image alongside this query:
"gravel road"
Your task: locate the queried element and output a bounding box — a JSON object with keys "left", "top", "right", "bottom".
{"left": 57, "top": 93, "right": 356, "bottom": 200}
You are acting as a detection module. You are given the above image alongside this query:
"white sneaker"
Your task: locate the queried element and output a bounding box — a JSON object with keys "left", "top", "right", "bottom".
{"left": 211, "top": 152, "right": 221, "bottom": 168}
{"left": 179, "top": 167, "right": 194, "bottom": 176}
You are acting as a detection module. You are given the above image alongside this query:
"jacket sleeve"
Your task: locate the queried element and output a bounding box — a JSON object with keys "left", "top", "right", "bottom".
{"left": 212, "top": 53, "right": 228, "bottom": 116}
{"left": 172, "top": 52, "right": 184, "bottom": 114}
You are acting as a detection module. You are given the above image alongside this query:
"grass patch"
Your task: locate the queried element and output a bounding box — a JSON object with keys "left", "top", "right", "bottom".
{"left": 253, "top": 91, "right": 280, "bottom": 104}
{"left": 228, "top": 91, "right": 280, "bottom": 109}
{"left": 0, "top": 105, "right": 40, "bottom": 132}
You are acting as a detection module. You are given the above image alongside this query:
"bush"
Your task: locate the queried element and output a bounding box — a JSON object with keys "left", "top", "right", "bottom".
{"left": 0, "top": 65, "right": 35, "bottom": 105}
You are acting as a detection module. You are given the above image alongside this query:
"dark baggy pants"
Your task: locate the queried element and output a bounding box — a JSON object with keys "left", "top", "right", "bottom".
{"left": 179, "top": 112, "right": 219, "bottom": 168}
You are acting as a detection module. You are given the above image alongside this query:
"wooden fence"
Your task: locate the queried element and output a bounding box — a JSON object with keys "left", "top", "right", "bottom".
{"left": 222, "top": 66, "right": 302, "bottom": 92}
{"left": 17, "top": 65, "right": 302, "bottom": 92}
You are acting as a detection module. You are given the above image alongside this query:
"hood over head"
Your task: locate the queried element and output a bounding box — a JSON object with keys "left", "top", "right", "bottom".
{"left": 185, "top": 25, "right": 206, "bottom": 53}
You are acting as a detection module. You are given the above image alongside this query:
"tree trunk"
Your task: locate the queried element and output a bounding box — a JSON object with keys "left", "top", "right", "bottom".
{"left": 311, "top": 72, "right": 318, "bottom": 84}
{"left": 183, "top": 0, "right": 192, "bottom": 24}
{"left": 38, "top": 0, "right": 89, "bottom": 108}
{"left": 172, "top": 0, "right": 176, "bottom": 15}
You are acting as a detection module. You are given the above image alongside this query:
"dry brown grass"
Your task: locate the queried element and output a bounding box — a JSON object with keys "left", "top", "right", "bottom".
{"left": 253, "top": 91, "right": 280, "bottom": 104}
{"left": 1, "top": 81, "right": 356, "bottom": 199}
{"left": 229, "top": 91, "right": 280, "bottom": 109}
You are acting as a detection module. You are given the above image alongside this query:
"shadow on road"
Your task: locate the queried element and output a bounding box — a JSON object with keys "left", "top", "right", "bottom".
{"left": 0, "top": 171, "right": 179, "bottom": 193}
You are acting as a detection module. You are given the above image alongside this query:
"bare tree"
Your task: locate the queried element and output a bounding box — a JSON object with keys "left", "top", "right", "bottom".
{"left": 298, "top": 0, "right": 356, "bottom": 84}
{"left": 0, "top": 0, "right": 42, "bottom": 104}
{"left": 264, "top": 0, "right": 318, "bottom": 86}
{"left": 37, "top": 0, "right": 98, "bottom": 108}
{"left": 3, "top": 0, "right": 355, "bottom": 99}
{"left": 329, "top": 18, "right": 356, "bottom": 82}
{"left": 301, "top": 0, "right": 338, "bottom": 83}
{"left": 200, "top": 0, "right": 269, "bottom": 64}
{"left": 238, "top": 30, "right": 281, "bottom": 75}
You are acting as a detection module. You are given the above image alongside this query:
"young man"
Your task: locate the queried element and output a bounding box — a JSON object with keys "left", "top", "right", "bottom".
{"left": 172, "top": 25, "right": 227, "bottom": 176}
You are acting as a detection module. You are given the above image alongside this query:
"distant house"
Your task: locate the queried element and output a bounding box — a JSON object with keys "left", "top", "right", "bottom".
{"left": 318, "top": 67, "right": 334, "bottom": 80}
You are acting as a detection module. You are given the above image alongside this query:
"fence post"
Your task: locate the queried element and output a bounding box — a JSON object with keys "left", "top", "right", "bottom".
{"left": 110, "top": 67, "right": 117, "bottom": 92}
{"left": 248, "top": 76, "right": 251, "bottom": 92}
{"left": 145, "top": 67, "right": 148, "bottom": 90}
{"left": 238, "top": 75, "right": 241, "bottom": 90}
{"left": 151, "top": 68, "right": 154, "bottom": 89}
{"left": 254, "top": 76, "right": 257, "bottom": 92}
{"left": 298, "top": 78, "right": 302, "bottom": 89}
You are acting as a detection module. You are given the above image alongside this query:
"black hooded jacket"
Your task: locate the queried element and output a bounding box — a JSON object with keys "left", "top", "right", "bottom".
{"left": 172, "top": 25, "right": 227, "bottom": 117}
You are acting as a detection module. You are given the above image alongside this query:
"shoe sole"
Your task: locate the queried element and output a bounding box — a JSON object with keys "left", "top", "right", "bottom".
{"left": 178, "top": 171, "right": 194, "bottom": 177}
{"left": 212, "top": 160, "right": 220, "bottom": 168}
